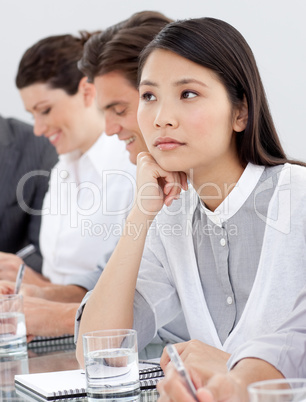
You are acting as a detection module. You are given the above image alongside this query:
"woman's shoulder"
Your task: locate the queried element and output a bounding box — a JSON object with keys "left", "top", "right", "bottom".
{"left": 283, "top": 162, "right": 306, "bottom": 183}
{"left": 271, "top": 163, "right": 306, "bottom": 200}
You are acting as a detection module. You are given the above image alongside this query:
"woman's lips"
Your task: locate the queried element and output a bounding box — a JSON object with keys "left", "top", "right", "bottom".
{"left": 154, "top": 137, "right": 185, "bottom": 151}
{"left": 48, "top": 132, "right": 60, "bottom": 145}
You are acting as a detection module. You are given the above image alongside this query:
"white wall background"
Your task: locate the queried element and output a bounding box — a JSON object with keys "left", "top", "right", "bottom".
{"left": 1, "top": 0, "right": 305, "bottom": 160}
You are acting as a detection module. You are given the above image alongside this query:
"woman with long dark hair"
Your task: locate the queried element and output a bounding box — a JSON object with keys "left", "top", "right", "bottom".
{"left": 76, "top": 17, "right": 306, "bottom": 385}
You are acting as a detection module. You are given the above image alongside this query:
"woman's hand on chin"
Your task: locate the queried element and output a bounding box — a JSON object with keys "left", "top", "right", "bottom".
{"left": 135, "top": 152, "right": 188, "bottom": 215}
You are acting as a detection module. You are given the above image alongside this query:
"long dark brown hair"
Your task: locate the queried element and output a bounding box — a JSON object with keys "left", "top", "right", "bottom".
{"left": 139, "top": 18, "right": 304, "bottom": 167}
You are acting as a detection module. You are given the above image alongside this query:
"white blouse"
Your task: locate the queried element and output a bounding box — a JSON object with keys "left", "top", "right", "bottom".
{"left": 40, "top": 133, "right": 136, "bottom": 286}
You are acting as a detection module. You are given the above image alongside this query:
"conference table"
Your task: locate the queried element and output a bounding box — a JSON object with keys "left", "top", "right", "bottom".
{"left": 0, "top": 341, "right": 160, "bottom": 401}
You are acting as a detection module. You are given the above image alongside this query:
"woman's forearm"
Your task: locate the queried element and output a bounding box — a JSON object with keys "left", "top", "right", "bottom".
{"left": 76, "top": 153, "right": 188, "bottom": 365}
{"left": 76, "top": 206, "right": 154, "bottom": 365}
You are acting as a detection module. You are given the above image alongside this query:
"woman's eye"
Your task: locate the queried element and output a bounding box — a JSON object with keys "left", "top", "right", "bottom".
{"left": 141, "top": 92, "right": 156, "bottom": 102}
{"left": 181, "top": 91, "right": 197, "bottom": 99}
{"left": 41, "top": 107, "right": 51, "bottom": 115}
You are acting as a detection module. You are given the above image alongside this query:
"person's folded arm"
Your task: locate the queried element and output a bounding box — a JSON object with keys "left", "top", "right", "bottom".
{"left": 0, "top": 279, "right": 86, "bottom": 303}
{"left": 0, "top": 252, "right": 50, "bottom": 284}
{"left": 34, "top": 269, "right": 103, "bottom": 302}
{"left": 23, "top": 297, "right": 79, "bottom": 337}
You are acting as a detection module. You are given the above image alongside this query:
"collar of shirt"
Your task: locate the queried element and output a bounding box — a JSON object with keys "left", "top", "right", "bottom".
{"left": 199, "top": 163, "right": 265, "bottom": 227}
{"left": 79, "top": 133, "right": 131, "bottom": 174}
{"left": 58, "top": 133, "right": 131, "bottom": 181}
{"left": 59, "top": 133, "right": 104, "bottom": 174}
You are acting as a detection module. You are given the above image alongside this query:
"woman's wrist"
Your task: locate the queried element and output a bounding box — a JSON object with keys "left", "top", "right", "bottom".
{"left": 128, "top": 201, "right": 159, "bottom": 225}
{"left": 122, "top": 206, "right": 155, "bottom": 244}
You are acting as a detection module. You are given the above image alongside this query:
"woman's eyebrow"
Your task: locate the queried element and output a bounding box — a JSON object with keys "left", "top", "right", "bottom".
{"left": 139, "top": 80, "right": 157, "bottom": 87}
{"left": 174, "top": 78, "right": 208, "bottom": 88}
{"left": 33, "top": 100, "right": 50, "bottom": 111}
{"left": 139, "top": 78, "right": 208, "bottom": 88}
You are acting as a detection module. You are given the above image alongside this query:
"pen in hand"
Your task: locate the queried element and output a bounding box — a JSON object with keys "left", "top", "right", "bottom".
{"left": 14, "top": 263, "right": 26, "bottom": 294}
{"left": 166, "top": 344, "right": 200, "bottom": 401}
{"left": 16, "top": 244, "right": 36, "bottom": 259}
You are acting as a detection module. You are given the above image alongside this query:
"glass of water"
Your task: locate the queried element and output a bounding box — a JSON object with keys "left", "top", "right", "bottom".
{"left": 248, "top": 378, "right": 306, "bottom": 402}
{"left": 0, "top": 294, "right": 27, "bottom": 358}
{"left": 83, "top": 329, "right": 140, "bottom": 400}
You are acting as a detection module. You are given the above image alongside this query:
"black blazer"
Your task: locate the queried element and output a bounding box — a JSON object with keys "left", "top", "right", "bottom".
{"left": 0, "top": 115, "right": 58, "bottom": 272}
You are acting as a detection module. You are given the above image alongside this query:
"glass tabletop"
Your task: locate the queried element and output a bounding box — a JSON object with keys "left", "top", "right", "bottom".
{"left": 0, "top": 344, "right": 160, "bottom": 402}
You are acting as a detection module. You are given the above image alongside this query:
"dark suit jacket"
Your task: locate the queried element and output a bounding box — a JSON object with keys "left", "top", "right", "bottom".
{"left": 0, "top": 115, "right": 58, "bottom": 272}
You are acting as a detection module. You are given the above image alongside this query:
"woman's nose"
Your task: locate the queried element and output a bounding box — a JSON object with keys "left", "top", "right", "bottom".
{"left": 33, "top": 118, "right": 47, "bottom": 137}
{"left": 153, "top": 105, "right": 178, "bottom": 129}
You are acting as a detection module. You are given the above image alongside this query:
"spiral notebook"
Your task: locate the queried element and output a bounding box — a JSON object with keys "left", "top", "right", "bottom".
{"left": 28, "top": 335, "right": 75, "bottom": 348}
{"left": 15, "top": 363, "right": 164, "bottom": 401}
{"left": 28, "top": 335, "right": 76, "bottom": 354}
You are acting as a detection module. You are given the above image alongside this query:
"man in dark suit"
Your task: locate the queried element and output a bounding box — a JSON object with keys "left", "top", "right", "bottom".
{"left": 0, "top": 114, "right": 58, "bottom": 274}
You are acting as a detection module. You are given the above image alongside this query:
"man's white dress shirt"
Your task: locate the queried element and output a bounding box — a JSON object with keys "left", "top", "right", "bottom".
{"left": 40, "top": 133, "right": 136, "bottom": 287}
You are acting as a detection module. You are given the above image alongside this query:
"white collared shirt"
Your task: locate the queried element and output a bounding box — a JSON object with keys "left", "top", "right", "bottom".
{"left": 40, "top": 133, "right": 136, "bottom": 286}
{"left": 200, "top": 163, "right": 265, "bottom": 226}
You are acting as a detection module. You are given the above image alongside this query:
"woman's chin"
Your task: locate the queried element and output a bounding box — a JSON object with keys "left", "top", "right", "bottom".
{"left": 155, "top": 156, "right": 186, "bottom": 174}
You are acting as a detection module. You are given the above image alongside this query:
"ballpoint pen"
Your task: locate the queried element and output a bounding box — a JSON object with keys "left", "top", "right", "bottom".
{"left": 166, "top": 344, "right": 199, "bottom": 401}
{"left": 16, "top": 244, "right": 36, "bottom": 259}
{"left": 14, "top": 263, "right": 26, "bottom": 294}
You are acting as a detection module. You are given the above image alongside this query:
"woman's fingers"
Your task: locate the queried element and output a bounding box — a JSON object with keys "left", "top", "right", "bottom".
{"left": 157, "top": 365, "right": 196, "bottom": 402}
{"left": 136, "top": 152, "right": 187, "bottom": 211}
{"left": 163, "top": 172, "right": 187, "bottom": 206}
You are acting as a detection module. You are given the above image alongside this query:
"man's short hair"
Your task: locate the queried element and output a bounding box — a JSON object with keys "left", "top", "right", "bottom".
{"left": 78, "top": 11, "right": 172, "bottom": 88}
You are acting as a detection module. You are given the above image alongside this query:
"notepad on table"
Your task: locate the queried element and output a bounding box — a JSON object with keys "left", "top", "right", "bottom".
{"left": 28, "top": 335, "right": 75, "bottom": 347}
{"left": 28, "top": 335, "right": 76, "bottom": 354}
{"left": 15, "top": 363, "right": 164, "bottom": 400}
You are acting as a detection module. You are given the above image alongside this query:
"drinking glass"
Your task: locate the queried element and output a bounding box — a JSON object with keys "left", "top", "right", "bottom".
{"left": 83, "top": 329, "right": 140, "bottom": 400}
{"left": 0, "top": 355, "right": 29, "bottom": 399}
{"left": 0, "top": 294, "right": 27, "bottom": 358}
{"left": 248, "top": 378, "right": 306, "bottom": 402}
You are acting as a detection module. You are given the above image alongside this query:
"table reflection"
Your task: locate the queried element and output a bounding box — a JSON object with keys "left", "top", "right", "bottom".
{"left": 0, "top": 345, "right": 159, "bottom": 402}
